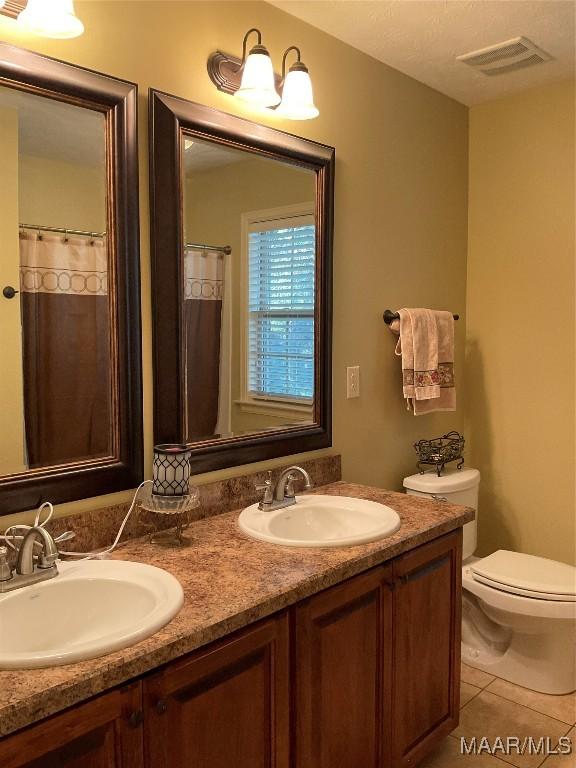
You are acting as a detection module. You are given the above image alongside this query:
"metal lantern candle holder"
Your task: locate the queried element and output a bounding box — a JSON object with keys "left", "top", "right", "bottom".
{"left": 153, "top": 444, "right": 192, "bottom": 496}
{"left": 141, "top": 445, "right": 199, "bottom": 547}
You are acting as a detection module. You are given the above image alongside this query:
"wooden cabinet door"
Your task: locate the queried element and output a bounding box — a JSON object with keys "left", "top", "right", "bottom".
{"left": 391, "top": 529, "right": 462, "bottom": 767}
{"left": 144, "top": 613, "right": 290, "bottom": 768}
{"left": 293, "top": 565, "right": 394, "bottom": 768}
{"left": 0, "top": 682, "right": 143, "bottom": 768}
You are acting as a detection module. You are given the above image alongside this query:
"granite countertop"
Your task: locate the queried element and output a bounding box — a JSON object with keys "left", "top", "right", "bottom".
{"left": 0, "top": 481, "right": 474, "bottom": 738}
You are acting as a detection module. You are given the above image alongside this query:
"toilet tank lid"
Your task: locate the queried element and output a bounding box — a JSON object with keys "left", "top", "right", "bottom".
{"left": 403, "top": 468, "right": 480, "bottom": 493}
{"left": 472, "top": 550, "right": 576, "bottom": 597}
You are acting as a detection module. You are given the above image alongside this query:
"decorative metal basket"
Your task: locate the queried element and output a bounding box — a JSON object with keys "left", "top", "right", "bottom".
{"left": 414, "top": 431, "right": 465, "bottom": 476}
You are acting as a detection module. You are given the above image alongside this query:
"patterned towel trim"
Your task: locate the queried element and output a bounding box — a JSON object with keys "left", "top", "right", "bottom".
{"left": 403, "top": 363, "right": 454, "bottom": 389}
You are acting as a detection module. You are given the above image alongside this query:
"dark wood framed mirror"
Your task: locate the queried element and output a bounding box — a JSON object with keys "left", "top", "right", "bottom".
{"left": 0, "top": 43, "right": 142, "bottom": 514}
{"left": 149, "top": 90, "right": 334, "bottom": 472}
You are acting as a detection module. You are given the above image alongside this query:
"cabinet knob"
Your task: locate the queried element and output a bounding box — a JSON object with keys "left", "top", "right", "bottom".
{"left": 128, "top": 710, "right": 143, "bottom": 728}
{"left": 156, "top": 699, "right": 168, "bottom": 715}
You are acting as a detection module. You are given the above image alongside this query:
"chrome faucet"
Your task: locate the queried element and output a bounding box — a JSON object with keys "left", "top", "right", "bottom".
{"left": 255, "top": 466, "right": 312, "bottom": 511}
{"left": 0, "top": 526, "right": 59, "bottom": 593}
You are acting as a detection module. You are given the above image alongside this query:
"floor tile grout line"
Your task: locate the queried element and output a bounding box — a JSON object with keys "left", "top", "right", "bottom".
{"left": 454, "top": 683, "right": 574, "bottom": 767}
{"left": 461, "top": 666, "right": 496, "bottom": 690}
{"left": 460, "top": 686, "right": 484, "bottom": 712}
{"left": 461, "top": 679, "right": 495, "bottom": 691}
{"left": 481, "top": 686, "right": 576, "bottom": 729}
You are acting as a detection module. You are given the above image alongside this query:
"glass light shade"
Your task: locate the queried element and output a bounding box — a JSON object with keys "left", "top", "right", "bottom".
{"left": 235, "top": 51, "right": 281, "bottom": 107}
{"left": 18, "top": 0, "right": 84, "bottom": 39}
{"left": 277, "top": 68, "right": 319, "bottom": 120}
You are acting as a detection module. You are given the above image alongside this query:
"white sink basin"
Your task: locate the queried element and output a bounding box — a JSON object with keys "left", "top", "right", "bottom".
{"left": 0, "top": 559, "right": 183, "bottom": 669}
{"left": 239, "top": 494, "right": 401, "bottom": 547}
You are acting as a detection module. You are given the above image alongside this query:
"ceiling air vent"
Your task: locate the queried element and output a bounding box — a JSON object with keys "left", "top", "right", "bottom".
{"left": 457, "top": 37, "right": 552, "bottom": 76}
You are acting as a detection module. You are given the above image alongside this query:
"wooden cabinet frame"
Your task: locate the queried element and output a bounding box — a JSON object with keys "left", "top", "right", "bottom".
{"left": 0, "top": 683, "right": 143, "bottom": 768}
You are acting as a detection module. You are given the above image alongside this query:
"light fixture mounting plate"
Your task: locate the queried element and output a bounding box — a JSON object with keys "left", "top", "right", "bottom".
{"left": 207, "top": 50, "right": 282, "bottom": 96}
{"left": 0, "top": 1, "right": 26, "bottom": 19}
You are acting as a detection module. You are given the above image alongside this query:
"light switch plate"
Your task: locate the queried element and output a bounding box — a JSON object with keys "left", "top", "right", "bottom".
{"left": 346, "top": 366, "right": 360, "bottom": 398}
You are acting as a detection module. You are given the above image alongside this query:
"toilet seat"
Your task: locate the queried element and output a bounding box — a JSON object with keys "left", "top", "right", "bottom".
{"left": 470, "top": 550, "right": 576, "bottom": 603}
{"left": 462, "top": 565, "right": 576, "bottom": 620}
{"left": 471, "top": 572, "right": 576, "bottom": 601}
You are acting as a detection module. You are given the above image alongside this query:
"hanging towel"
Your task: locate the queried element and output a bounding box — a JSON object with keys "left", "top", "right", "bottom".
{"left": 394, "top": 308, "right": 456, "bottom": 414}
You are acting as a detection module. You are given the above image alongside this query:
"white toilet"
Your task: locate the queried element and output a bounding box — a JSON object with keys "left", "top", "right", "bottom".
{"left": 403, "top": 468, "right": 576, "bottom": 695}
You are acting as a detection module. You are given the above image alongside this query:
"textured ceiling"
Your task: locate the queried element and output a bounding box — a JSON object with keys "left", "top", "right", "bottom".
{"left": 0, "top": 85, "right": 105, "bottom": 166}
{"left": 183, "top": 139, "right": 247, "bottom": 172}
{"left": 270, "top": 0, "right": 575, "bottom": 105}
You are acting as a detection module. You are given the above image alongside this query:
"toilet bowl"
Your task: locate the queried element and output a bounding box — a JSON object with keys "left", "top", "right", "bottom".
{"left": 404, "top": 468, "right": 576, "bottom": 695}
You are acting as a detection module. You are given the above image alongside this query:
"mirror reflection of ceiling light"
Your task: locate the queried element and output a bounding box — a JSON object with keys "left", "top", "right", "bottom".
{"left": 276, "top": 46, "right": 319, "bottom": 121}
{"left": 18, "top": 0, "right": 85, "bottom": 39}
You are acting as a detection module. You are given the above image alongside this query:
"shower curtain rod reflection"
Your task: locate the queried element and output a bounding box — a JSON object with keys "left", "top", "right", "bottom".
{"left": 20, "top": 223, "right": 107, "bottom": 238}
{"left": 186, "top": 241, "right": 232, "bottom": 255}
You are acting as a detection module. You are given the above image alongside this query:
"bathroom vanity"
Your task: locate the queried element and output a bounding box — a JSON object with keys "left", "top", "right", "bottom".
{"left": 0, "top": 483, "right": 472, "bottom": 768}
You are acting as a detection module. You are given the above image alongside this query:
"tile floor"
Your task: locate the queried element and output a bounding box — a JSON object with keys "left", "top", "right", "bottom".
{"left": 420, "top": 664, "right": 576, "bottom": 768}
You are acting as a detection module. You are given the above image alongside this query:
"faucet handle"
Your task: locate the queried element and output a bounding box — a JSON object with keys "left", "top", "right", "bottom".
{"left": 255, "top": 471, "right": 274, "bottom": 508}
{"left": 284, "top": 471, "right": 312, "bottom": 500}
{"left": 37, "top": 532, "right": 59, "bottom": 569}
{"left": 0, "top": 546, "right": 13, "bottom": 582}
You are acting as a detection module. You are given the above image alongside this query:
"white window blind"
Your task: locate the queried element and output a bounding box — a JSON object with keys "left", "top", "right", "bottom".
{"left": 248, "top": 213, "right": 315, "bottom": 402}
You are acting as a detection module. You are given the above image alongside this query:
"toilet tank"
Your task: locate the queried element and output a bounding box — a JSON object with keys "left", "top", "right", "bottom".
{"left": 403, "top": 468, "right": 480, "bottom": 560}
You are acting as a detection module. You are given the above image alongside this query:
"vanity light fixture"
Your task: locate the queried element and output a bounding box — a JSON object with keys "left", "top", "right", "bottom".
{"left": 207, "top": 31, "right": 318, "bottom": 119}
{"left": 233, "top": 28, "right": 280, "bottom": 107}
{"left": 17, "top": 0, "right": 84, "bottom": 39}
{"left": 207, "top": 28, "right": 282, "bottom": 107}
{"left": 276, "top": 46, "right": 319, "bottom": 120}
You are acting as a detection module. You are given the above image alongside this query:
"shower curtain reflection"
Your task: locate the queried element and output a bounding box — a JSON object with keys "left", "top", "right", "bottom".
{"left": 184, "top": 247, "right": 229, "bottom": 441}
{"left": 19, "top": 231, "right": 111, "bottom": 467}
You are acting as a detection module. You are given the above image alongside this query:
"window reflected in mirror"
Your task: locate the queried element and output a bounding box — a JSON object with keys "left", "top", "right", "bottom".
{"left": 181, "top": 135, "right": 316, "bottom": 443}
{"left": 0, "top": 84, "right": 112, "bottom": 476}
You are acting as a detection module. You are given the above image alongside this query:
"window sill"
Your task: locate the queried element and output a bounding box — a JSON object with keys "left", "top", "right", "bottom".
{"left": 235, "top": 398, "right": 314, "bottom": 420}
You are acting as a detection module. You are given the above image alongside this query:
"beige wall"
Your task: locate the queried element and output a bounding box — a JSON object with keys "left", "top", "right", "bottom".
{"left": 0, "top": 1, "right": 468, "bottom": 529}
{"left": 185, "top": 156, "right": 315, "bottom": 434}
{"left": 466, "top": 81, "right": 575, "bottom": 565}
{"left": 19, "top": 154, "right": 106, "bottom": 232}
{"left": 0, "top": 107, "right": 26, "bottom": 475}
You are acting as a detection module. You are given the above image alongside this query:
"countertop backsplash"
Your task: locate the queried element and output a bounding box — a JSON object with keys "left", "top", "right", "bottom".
{"left": 42, "top": 454, "right": 342, "bottom": 555}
